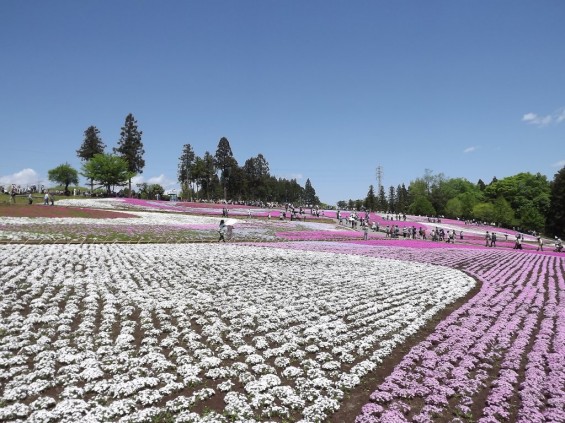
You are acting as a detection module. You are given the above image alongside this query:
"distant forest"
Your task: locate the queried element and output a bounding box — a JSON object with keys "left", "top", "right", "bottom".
{"left": 337, "top": 168, "right": 565, "bottom": 238}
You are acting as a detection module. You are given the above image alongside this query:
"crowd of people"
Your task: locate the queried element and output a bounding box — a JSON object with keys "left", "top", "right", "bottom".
{"left": 331, "top": 209, "right": 565, "bottom": 253}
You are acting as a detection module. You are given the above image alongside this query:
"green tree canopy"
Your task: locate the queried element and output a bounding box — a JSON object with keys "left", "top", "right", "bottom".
{"left": 473, "top": 202, "right": 496, "bottom": 224}
{"left": 408, "top": 196, "right": 436, "bottom": 216}
{"left": 492, "top": 196, "right": 516, "bottom": 227}
{"left": 547, "top": 166, "right": 565, "bottom": 238}
{"left": 485, "top": 172, "right": 550, "bottom": 228}
{"left": 445, "top": 197, "right": 463, "bottom": 219}
{"left": 81, "top": 154, "right": 133, "bottom": 196}
{"left": 47, "top": 163, "right": 79, "bottom": 195}
{"left": 192, "top": 152, "right": 217, "bottom": 200}
{"left": 77, "top": 126, "right": 106, "bottom": 193}
{"left": 137, "top": 183, "right": 165, "bottom": 200}
{"left": 243, "top": 154, "right": 270, "bottom": 200}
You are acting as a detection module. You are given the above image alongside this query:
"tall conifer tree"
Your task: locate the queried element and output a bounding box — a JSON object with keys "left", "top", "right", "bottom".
{"left": 114, "top": 114, "right": 144, "bottom": 196}
{"left": 77, "top": 126, "right": 106, "bottom": 193}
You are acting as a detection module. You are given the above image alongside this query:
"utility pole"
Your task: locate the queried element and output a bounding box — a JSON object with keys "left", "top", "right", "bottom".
{"left": 376, "top": 165, "right": 383, "bottom": 193}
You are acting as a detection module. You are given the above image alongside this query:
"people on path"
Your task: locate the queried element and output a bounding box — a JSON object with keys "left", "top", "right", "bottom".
{"left": 490, "top": 232, "right": 497, "bottom": 247}
{"left": 218, "top": 219, "right": 226, "bottom": 242}
{"left": 514, "top": 234, "right": 523, "bottom": 250}
{"left": 536, "top": 235, "right": 543, "bottom": 251}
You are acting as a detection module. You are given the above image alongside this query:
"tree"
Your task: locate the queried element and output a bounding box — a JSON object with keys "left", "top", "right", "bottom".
{"left": 485, "top": 172, "right": 550, "bottom": 228}
{"left": 243, "top": 154, "right": 270, "bottom": 200}
{"left": 48, "top": 163, "right": 79, "bottom": 195}
{"left": 408, "top": 196, "right": 436, "bottom": 216}
{"left": 388, "top": 186, "right": 396, "bottom": 212}
{"left": 519, "top": 203, "right": 545, "bottom": 232}
{"left": 492, "top": 196, "right": 516, "bottom": 227}
{"left": 304, "top": 178, "right": 319, "bottom": 206}
{"left": 473, "top": 202, "right": 496, "bottom": 224}
{"left": 81, "top": 154, "right": 133, "bottom": 196}
{"left": 364, "top": 185, "right": 376, "bottom": 211}
{"left": 194, "top": 152, "right": 217, "bottom": 200}
{"left": 377, "top": 185, "right": 387, "bottom": 211}
{"left": 114, "top": 113, "right": 144, "bottom": 195}
{"left": 396, "top": 184, "right": 409, "bottom": 212}
{"left": 445, "top": 197, "right": 463, "bottom": 218}
{"left": 178, "top": 144, "right": 195, "bottom": 199}
{"left": 546, "top": 166, "right": 565, "bottom": 238}
{"left": 77, "top": 126, "right": 106, "bottom": 193}
{"left": 337, "top": 200, "right": 348, "bottom": 209}
{"left": 459, "top": 191, "right": 482, "bottom": 219}
{"left": 214, "top": 137, "right": 234, "bottom": 200}
{"left": 137, "top": 183, "right": 165, "bottom": 200}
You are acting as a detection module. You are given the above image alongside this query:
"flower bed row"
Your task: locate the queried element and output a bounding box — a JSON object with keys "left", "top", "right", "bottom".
{"left": 258, "top": 241, "right": 565, "bottom": 422}
{"left": 0, "top": 243, "right": 474, "bottom": 422}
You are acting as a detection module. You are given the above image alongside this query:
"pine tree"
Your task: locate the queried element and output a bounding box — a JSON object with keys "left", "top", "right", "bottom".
{"left": 178, "top": 144, "right": 195, "bottom": 198}
{"left": 77, "top": 126, "right": 106, "bottom": 193}
{"left": 388, "top": 186, "right": 396, "bottom": 212}
{"left": 378, "top": 185, "right": 387, "bottom": 211}
{"left": 214, "top": 137, "right": 234, "bottom": 200}
{"left": 114, "top": 113, "right": 144, "bottom": 196}
{"left": 365, "top": 185, "right": 376, "bottom": 211}
{"left": 304, "top": 178, "right": 318, "bottom": 206}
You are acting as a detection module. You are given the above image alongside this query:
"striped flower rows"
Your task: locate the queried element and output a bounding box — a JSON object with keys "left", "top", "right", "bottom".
{"left": 0, "top": 243, "right": 473, "bottom": 422}
{"left": 262, "top": 242, "right": 565, "bottom": 422}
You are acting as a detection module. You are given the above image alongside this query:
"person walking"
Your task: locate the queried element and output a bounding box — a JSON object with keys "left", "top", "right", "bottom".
{"left": 490, "top": 232, "right": 497, "bottom": 247}
{"left": 536, "top": 235, "right": 543, "bottom": 251}
{"left": 218, "top": 219, "right": 226, "bottom": 242}
{"left": 363, "top": 224, "right": 369, "bottom": 240}
{"left": 485, "top": 231, "right": 491, "bottom": 247}
{"left": 514, "top": 233, "right": 523, "bottom": 250}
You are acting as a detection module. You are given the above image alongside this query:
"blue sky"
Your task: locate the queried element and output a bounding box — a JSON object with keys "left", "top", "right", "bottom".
{"left": 1, "top": 1, "right": 564, "bottom": 205}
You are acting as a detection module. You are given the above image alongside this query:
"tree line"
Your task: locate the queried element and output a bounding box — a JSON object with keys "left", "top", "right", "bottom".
{"left": 47, "top": 114, "right": 320, "bottom": 205}
{"left": 339, "top": 168, "right": 565, "bottom": 237}
{"left": 177, "top": 137, "right": 319, "bottom": 205}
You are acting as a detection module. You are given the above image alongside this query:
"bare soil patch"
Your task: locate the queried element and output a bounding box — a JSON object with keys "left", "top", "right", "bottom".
{"left": 0, "top": 204, "right": 138, "bottom": 219}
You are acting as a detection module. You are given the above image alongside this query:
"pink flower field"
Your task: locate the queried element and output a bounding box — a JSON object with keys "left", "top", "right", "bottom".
{"left": 1, "top": 199, "right": 564, "bottom": 422}
{"left": 250, "top": 241, "right": 565, "bottom": 422}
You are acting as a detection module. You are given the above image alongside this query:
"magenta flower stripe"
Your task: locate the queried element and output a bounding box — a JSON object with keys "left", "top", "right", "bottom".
{"left": 247, "top": 241, "right": 565, "bottom": 422}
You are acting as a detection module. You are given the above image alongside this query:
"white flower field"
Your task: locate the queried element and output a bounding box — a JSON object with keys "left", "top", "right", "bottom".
{"left": 0, "top": 243, "right": 474, "bottom": 422}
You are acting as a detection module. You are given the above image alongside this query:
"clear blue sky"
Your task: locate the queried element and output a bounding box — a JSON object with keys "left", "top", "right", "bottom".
{"left": 1, "top": 1, "right": 564, "bottom": 205}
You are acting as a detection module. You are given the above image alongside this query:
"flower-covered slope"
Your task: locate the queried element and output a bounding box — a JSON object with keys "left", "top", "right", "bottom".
{"left": 257, "top": 242, "right": 565, "bottom": 423}
{"left": 0, "top": 243, "right": 473, "bottom": 422}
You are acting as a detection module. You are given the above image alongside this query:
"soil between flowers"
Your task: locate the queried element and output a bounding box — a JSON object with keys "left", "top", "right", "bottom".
{"left": 329, "top": 274, "right": 482, "bottom": 422}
